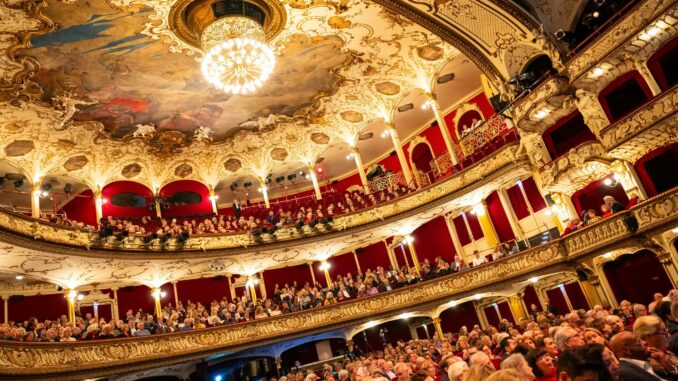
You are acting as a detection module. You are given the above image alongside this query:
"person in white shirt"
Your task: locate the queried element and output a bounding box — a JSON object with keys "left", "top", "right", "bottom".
{"left": 471, "top": 250, "right": 487, "bottom": 267}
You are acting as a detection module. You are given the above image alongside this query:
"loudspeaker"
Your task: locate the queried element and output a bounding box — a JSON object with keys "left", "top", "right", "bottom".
{"left": 490, "top": 94, "right": 509, "bottom": 113}
{"left": 331, "top": 180, "right": 340, "bottom": 185}
{"left": 355, "top": 247, "right": 364, "bottom": 253}
{"left": 9, "top": 295, "right": 24, "bottom": 301}
{"left": 576, "top": 269, "right": 588, "bottom": 281}
{"left": 123, "top": 286, "right": 135, "bottom": 292}
{"left": 389, "top": 151, "right": 396, "bottom": 156}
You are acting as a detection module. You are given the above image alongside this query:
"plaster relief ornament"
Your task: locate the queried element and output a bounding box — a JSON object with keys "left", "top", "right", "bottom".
{"left": 51, "top": 93, "right": 98, "bottom": 129}
{"left": 132, "top": 123, "right": 156, "bottom": 139}
{"left": 193, "top": 125, "right": 213, "bottom": 143}
{"left": 515, "top": 131, "right": 549, "bottom": 167}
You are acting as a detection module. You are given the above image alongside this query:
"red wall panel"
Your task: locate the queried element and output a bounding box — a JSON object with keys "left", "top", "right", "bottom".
{"left": 102, "top": 181, "right": 154, "bottom": 219}
{"left": 571, "top": 175, "right": 629, "bottom": 215}
{"left": 439, "top": 301, "right": 480, "bottom": 334}
{"left": 484, "top": 305, "right": 500, "bottom": 327}
{"left": 176, "top": 277, "right": 230, "bottom": 307}
{"left": 8, "top": 293, "right": 66, "bottom": 322}
{"left": 452, "top": 215, "right": 471, "bottom": 246}
{"left": 59, "top": 189, "right": 97, "bottom": 226}
{"left": 466, "top": 213, "right": 484, "bottom": 240}
{"left": 486, "top": 191, "right": 515, "bottom": 243}
{"left": 507, "top": 183, "right": 530, "bottom": 220}
{"left": 603, "top": 250, "right": 673, "bottom": 305}
{"left": 412, "top": 216, "right": 456, "bottom": 263}
{"left": 328, "top": 252, "right": 359, "bottom": 279}
{"left": 263, "top": 263, "right": 314, "bottom": 296}
{"left": 497, "top": 301, "right": 514, "bottom": 324}
{"left": 523, "top": 285, "right": 541, "bottom": 312}
{"left": 116, "top": 285, "right": 154, "bottom": 317}
{"left": 564, "top": 282, "right": 589, "bottom": 310}
{"left": 546, "top": 287, "right": 568, "bottom": 316}
{"left": 356, "top": 240, "right": 391, "bottom": 271}
{"left": 159, "top": 180, "right": 212, "bottom": 217}
{"left": 522, "top": 177, "right": 547, "bottom": 212}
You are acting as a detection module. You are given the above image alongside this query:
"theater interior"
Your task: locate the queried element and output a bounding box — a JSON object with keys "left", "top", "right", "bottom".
{"left": 0, "top": 0, "right": 676, "bottom": 379}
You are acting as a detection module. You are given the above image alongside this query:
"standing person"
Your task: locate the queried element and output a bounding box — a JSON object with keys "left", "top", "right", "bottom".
{"left": 233, "top": 198, "right": 242, "bottom": 219}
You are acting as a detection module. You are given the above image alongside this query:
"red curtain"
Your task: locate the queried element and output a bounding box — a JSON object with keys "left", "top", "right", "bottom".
{"left": 571, "top": 175, "right": 629, "bottom": 215}
{"left": 58, "top": 189, "right": 97, "bottom": 226}
{"left": 506, "top": 183, "right": 530, "bottom": 220}
{"left": 393, "top": 244, "right": 408, "bottom": 268}
{"left": 159, "top": 180, "right": 212, "bottom": 217}
{"left": 8, "top": 294, "right": 67, "bottom": 322}
{"left": 466, "top": 213, "right": 484, "bottom": 240}
{"left": 263, "top": 263, "right": 314, "bottom": 296}
{"left": 439, "top": 301, "right": 481, "bottom": 334}
{"left": 411, "top": 143, "right": 434, "bottom": 173}
{"left": 523, "top": 177, "right": 547, "bottom": 212}
{"left": 598, "top": 71, "right": 654, "bottom": 122}
{"left": 603, "top": 250, "right": 673, "bottom": 304}
{"left": 357, "top": 241, "right": 392, "bottom": 271}
{"left": 457, "top": 110, "right": 483, "bottom": 134}
{"left": 486, "top": 191, "right": 515, "bottom": 243}
{"left": 102, "top": 181, "right": 154, "bottom": 218}
{"left": 633, "top": 143, "right": 678, "bottom": 197}
{"left": 523, "top": 285, "right": 541, "bottom": 311}
{"left": 647, "top": 36, "right": 678, "bottom": 91}
{"left": 497, "top": 301, "right": 515, "bottom": 324}
{"left": 546, "top": 287, "right": 569, "bottom": 315}
{"left": 564, "top": 282, "right": 589, "bottom": 310}
{"left": 453, "top": 215, "right": 471, "bottom": 245}
{"left": 328, "top": 252, "right": 359, "bottom": 279}
{"left": 484, "top": 305, "right": 500, "bottom": 327}
{"left": 413, "top": 216, "right": 456, "bottom": 262}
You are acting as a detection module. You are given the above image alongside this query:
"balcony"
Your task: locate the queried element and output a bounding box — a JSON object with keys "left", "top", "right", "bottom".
{"left": 0, "top": 144, "right": 525, "bottom": 253}
{"left": 539, "top": 141, "right": 609, "bottom": 194}
{"left": 1, "top": 187, "right": 676, "bottom": 379}
{"left": 601, "top": 83, "right": 678, "bottom": 162}
{"left": 511, "top": 76, "right": 576, "bottom": 133}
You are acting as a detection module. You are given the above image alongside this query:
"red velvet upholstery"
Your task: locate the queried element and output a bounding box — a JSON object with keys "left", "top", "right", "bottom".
{"left": 598, "top": 71, "right": 654, "bottom": 122}
{"left": 486, "top": 191, "right": 515, "bottom": 243}
{"left": 571, "top": 175, "right": 629, "bottom": 215}
{"left": 647, "top": 36, "right": 678, "bottom": 91}
{"left": 542, "top": 111, "right": 597, "bottom": 159}
{"left": 466, "top": 213, "right": 484, "bottom": 240}
{"left": 633, "top": 143, "right": 678, "bottom": 197}
{"left": 452, "top": 215, "right": 472, "bottom": 245}
{"left": 603, "top": 250, "right": 673, "bottom": 304}
{"left": 102, "top": 181, "right": 153, "bottom": 218}
{"left": 412, "top": 216, "right": 457, "bottom": 262}
{"left": 522, "top": 177, "right": 547, "bottom": 212}
{"left": 411, "top": 143, "right": 434, "bottom": 173}
{"left": 506, "top": 183, "right": 530, "bottom": 220}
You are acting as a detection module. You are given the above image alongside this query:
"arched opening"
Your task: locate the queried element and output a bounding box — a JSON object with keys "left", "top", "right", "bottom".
{"left": 438, "top": 301, "right": 481, "bottom": 334}
{"left": 457, "top": 110, "right": 483, "bottom": 136}
{"left": 45, "top": 175, "right": 96, "bottom": 227}
{"left": 0, "top": 161, "right": 32, "bottom": 216}
{"left": 208, "top": 356, "right": 277, "bottom": 381}
{"left": 571, "top": 174, "right": 629, "bottom": 216}
{"left": 647, "top": 36, "right": 678, "bottom": 91}
{"left": 520, "top": 54, "right": 555, "bottom": 87}
{"left": 598, "top": 70, "right": 654, "bottom": 122}
{"left": 633, "top": 143, "right": 678, "bottom": 197}
{"left": 544, "top": 282, "right": 589, "bottom": 315}
{"left": 102, "top": 181, "right": 154, "bottom": 219}
{"left": 603, "top": 249, "right": 673, "bottom": 304}
{"left": 411, "top": 142, "right": 435, "bottom": 185}
{"left": 159, "top": 180, "right": 212, "bottom": 218}
{"left": 279, "top": 338, "right": 346, "bottom": 371}
{"left": 542, "top": 111, "right": 597, "bottom": 159}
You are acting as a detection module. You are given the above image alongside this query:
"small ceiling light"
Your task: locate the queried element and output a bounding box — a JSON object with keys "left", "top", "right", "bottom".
{"left": 590, "top": 67, "right": 605, "bottom": 78}
{"left": 672, "top": 227, "right": 678, "bottom": 233}
{"left": 77, "top": 294, "right": 84, "bottom": 301}
{"left": 534, "top": 108, "right": 551, "bottom": 119}
{"left": 474, "top": 293, "right": 482, "bottom": 300}
{"left": 603, "top": 178, "right": 613, "bottom": 186}
{"left": 592, "top": 10, "right": 600, "bottom": 18}
{"left": 529, "top": 277, "right": 538, "bottom": 283}
{"left": 15, "top": 275, "right": 24, "bottom": 280}
{"left": 603, "top": 252, "right": 613, "bottom": 259}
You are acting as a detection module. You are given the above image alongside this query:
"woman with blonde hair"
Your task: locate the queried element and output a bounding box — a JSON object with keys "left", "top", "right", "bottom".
{"left": 463, "top": 363, "right": 495, "bottom": 381}
{"left": 485, "top": 369, "right": 523, "bottom": 381}
{"left": 499, "top": 354, "right": 535, "bottom": 380}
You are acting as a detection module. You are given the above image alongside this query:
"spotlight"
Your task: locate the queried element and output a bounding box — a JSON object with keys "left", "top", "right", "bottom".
{"left": 77, "top": 294, "right": 84, "bottom": 301}
{"left": 14, "top": 179, "right": 24, "bottom": 190}
{"left": 0, "top": 177, "right": 4, "bottom": 190}
{"left": 63, "top": 183, "right": 73, "bottom": 194}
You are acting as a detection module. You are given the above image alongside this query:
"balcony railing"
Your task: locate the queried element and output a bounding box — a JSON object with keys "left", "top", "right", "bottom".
{"left": 1, "top": 187, "right": 676, "bottom": 378}
{"left": 458, "top": 114, "right": 514, "bottom": 156}
{"left": 368, "top": 171, "right": 407, "bottom": 193}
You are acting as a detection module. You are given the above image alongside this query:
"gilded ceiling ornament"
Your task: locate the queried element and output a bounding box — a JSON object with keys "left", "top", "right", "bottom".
{"left": 63, "top": 155, "right": 89, "bottom": 172}
{"left": 417, "top": 44, "right": 445, "bottom": 61}
{"left": 174, "top": 164, "right": 193, "bottom": 178}
{"left": 340, "top": 111, "right": 364, "bottom": 123}
{"left": 375, "top": 81, "right": 401, "bottom": 95}
{"left": 270, "top": 148, "right": 289, "bottom": 161}
{"left": 310, "top": 132, "right": 330, "bottom": 145}
{"left": 121, "top": 164, "right": 142, "bottom": 179}
{"left": 224, "top": 158, "right": 243, "bottom": 173}
{"left": 328, "top": 15, "right": 351, "bottom": 29}
{"left": 4, "top": 140, "right": 35, "bottom": 156}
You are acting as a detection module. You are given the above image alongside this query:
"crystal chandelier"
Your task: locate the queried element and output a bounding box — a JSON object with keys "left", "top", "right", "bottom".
{"left": 200, "top": 13, "right": 276, "bottom": 95}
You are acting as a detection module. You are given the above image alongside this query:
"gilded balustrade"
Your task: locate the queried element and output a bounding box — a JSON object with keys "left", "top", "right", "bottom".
{"left": 458, "top": 115, "right": 512, "bottom": 156}
{"left": 0, "top": 187, "right": 676, "bottom": 378}
{"left": 431, "top": 152, "right": 453, "bottom": 178}
{"left": 368, "top": 171, "right": 406, "bottom": 193}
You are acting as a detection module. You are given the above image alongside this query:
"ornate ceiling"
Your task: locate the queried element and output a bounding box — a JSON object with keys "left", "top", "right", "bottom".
{"left": 0, "top": 0, "right": 545, "bottom": 195}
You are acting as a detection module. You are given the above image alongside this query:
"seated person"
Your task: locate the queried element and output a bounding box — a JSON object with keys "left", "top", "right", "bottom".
{"left": 603, "top": 195, "right": 625, "bottom": 213}
{"left": 583, "top": 209, "right": 601, "bottom": 226}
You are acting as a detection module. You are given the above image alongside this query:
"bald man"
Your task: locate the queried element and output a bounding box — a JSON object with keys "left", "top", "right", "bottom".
{"left": 609, "top": 331, "right": 672, "bottom": 381}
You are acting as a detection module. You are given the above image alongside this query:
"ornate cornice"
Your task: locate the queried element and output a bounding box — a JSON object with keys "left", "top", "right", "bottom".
{"left": 0, "top": 187, "right": 675, "bottom": 379}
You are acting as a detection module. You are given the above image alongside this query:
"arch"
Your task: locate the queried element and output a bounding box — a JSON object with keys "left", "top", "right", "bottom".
{"left": 454, "top": 103, "right": 484, "bottom": 138}
{"left": 102, "top": 181, "right": 154, "bottom": 219}
{"left": 598, "top": 70, "right": 654, "bottom": 122}
{"left": 647, "top": 35, "right": 678, "bottom": 91}
{"left": 633, "top": 143, "right": 678, "bottom": 197}
{"left": 159, "top": 180, "right": 213, "bottom": 218}
{"left": 409, "top": 141, "right": 435, "bottom": 179}
{"left": 42, "top": 174, "right": 96, "bottom": 226}
{"left": 602, "top": 249, "right": 673, "bottom": 304}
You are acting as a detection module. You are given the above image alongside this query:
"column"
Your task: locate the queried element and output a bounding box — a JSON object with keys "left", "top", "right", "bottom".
{"left": 112, "top": 288, "right": 119, "bottom": 320}
{"left": 431, "top": 317, "right": 445, "bottom": 339}
{"left": 532, "top": 176, "right": 564, "bottom": 233}
{"left": 151, "top": 288, "right": 163, "bottom": 317}
{"left": 578, "top": 279, "right": 603, "bottom": 308}
{"left": 307, "top": 163, "right": 323, "bottom": 200}
{"left": 31, "top": 183, "right": 41, "bottom": 218}
{"left": 227, "top": 276, "right": 235, "bottom": 301}
{"left": 658, "top": 252, "right": 678, "bottom": 288}
{"left": 611, "top": 160, "right": 648, "bottom": 201}
{"left": 625, "top": 54, "right": 662, "bottom": 96}
{"left": 427, "top": 92, "right": 459, "bottom": 165}
{"left": 496, "top": 187, "right": 527, "bottom": 242}
{"left": 258, "top": 272, "right": 267, "bottom": 299}
{"left": 153, "top": 190, "right": 162, "bottom": 218}
{"left": 65, "top": 289, "right": 77, "bottom": 323}
{"left": 552, "top": 192, "right": 577, "bottom": 222}
{"left": 258, "top": 177, "right": 270, "bottom": 209}
{"left": 405, "top": 235, "right": 421, "bottom": 275}
{"left": 574, "top": 89, "right": 610, "bottom": 137}
{"left": 319, "top": 261, "right": 332, "bottom": 288}
{"left": 352, "top": 250, "right": 362, "bottom": 273}
{"left": 507, "top": 294, "right": 528, "bottom": 323}
{"left": 346, "top": 339, "right": 354, "bottom": 353}
{"left": 2, "top": 296, "right": 7, "bottom": 324}
{"left": 93, "top": 303, "right": 99, "bottom": 319}
{"left": 461, "top": 212, "right": 479, "bottom": 251}
{"left": 308, "top": 263, "right": 317, "bottom": 286}
{"left": 172, "top": 281, "right": 179, "bottom": 307}
{"left": 591, "top": 270, "right": 617, "bottom": 307}
{"left": 208, "top": 185, "right": 218, "bottom": 214}
{"left": 475, "top": 202, "right": 499, "bottom": 247}
{"left": 93, "top": 186, "right": 104, "bottom": 223}
{"left": 385, "top": 122, "right": 414, "bottom": 187}
{"left": 350, "top": 146, "right": 371, "bottom": 194}
{"left": 473, "top": 301, "right": 489, "bottom": 329}
{"left": 246, "top": 277, "right": 258, "bottom": 305}
{"left": 409, "top": 324, "right": 420, "bottom": 340}
{"left": 444, "top": 214, "right": 466, "bottom": 259}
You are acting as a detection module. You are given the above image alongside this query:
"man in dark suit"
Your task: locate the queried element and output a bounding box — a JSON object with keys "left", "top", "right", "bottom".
{"left": 233, "top": 198, "right": 242, "bottom": 219}
{"left": 610, "top": 331, "right": 676, "bottom": 381}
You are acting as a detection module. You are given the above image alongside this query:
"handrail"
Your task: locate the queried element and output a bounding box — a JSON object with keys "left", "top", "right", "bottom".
{"left": 0, "top": 187, "right": 675, "bottom": 377}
